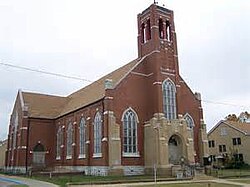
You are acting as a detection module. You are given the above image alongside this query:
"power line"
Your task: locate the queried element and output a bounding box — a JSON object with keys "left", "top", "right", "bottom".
{"left": 0, "top": 62, "right": 92, "bottom": 82}
{"left": 0, "top": 61, "right": 249, "bottom": 109}
{"left": 202, "top": 100, "right": 249, "bottom": 108}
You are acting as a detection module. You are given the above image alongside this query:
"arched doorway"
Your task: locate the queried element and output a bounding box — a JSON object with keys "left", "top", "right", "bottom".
{"left": 32, "top": 143, "right": 46, "bottom": 167}
{"left": 168, "top": 135, "right": 183, "bottom": 164}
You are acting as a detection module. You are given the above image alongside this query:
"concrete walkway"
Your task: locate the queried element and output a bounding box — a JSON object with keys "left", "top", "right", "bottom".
{"left": 0, "top": 174, "right": 59, "bottom": 187}
{"left": 68, "top": 178, "right": 250, "bottom": 187}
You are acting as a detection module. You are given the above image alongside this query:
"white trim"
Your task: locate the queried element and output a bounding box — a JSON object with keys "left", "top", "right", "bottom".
{"left": 122, "top": 152, "right": 140, "bottom": 158}
{"left": 162, "top": 78, "right": 177, "bottom": 93}
{"left": 56, "top": 156, "right": 61, "bottom": 160}
{"left": 161, "top": 71, "right": 175, "bottom": 77}
{"left": 78, "top": 154, "right": 86, "bottom": 159}
{"left": 183, "top": 113, "right": 195, "bottom": 127}
{"left": 111, "top": 137, "right": 120, "bottom": 141}
{"left": 18, "top": 89, "right": 25, "bottom": 110}
{"left": 121, "top": 107, "right": 139, "bottom": 123}
{"left": 20, "top": 127, "right": 28, "bottom": 130}
{"left": 93, "top": 153, "right": 102, "bottom": 158}
{"left": 131, "top": 71, "right": 153, "bottom": 77}
{"left": 104, "top": 96, "right": 113, "bottom": 100}
{"left": 66, "top": 155, "right": 72, "bottom": 160}
{"left": 153, "top": 81, "right": 162, "bottom": 85}
{"left": 114, "top": 50, "right": 160, "bottom": 88}
{"left": 102, "top": 137, "right": 108, "bottom": 142}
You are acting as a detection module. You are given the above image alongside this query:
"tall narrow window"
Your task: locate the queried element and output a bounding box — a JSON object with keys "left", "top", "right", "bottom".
{"left": 79, "top": 118, "right": 86, "bottom": 158}
{"left": 146, "top": 19, "right": 151, "bottom": 41}
{"left": 56, "top": 127, "right": 63, "bottom": 160}
{"left": 166, "top": 20, "right": 171, "bottom": 41}
{"left": 159, "top": 18, "right": 164, "bottom": 39}
{"left": 184, "top": 114, "right": 195, "bottom": 139}
{"left": 66, "top": 122, "right": 73, "bottom": 159}
{"left": 162, "top": 79, "right": 177, "bottom": 120}
{"left": 93, "top": 112, "right": 102, "bottom": 156}
{"left": 122, "top": 108, "right": 139, "bottom": 156}
{"left": 141, "top": 23, "right": 145, "bottom": 44}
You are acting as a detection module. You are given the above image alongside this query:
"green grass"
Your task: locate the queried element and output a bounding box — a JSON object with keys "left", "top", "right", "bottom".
{"left": 10, "top": 185, "right": 28, "bottom": 187}
{"left": 130, "top": 182, "right": 239, "bottom": 187}
{"left": 209, "top": 168, "right": 250, "bottom": 178}
{"left": 230, "top": 179, "right": 250, "bottom": 184}
{"left": 30, "top": 175, "right": 164, "bottom": 187}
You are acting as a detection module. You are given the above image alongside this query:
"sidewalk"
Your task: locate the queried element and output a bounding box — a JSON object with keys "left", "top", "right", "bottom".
{"left": 0, "top": 174, "right": 59, "bottom": 187}
{"left": 68, "top": 178, "right": 250, "bottom": 187}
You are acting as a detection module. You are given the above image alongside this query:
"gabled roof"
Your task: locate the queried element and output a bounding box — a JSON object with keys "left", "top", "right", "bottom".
{"left": 59, "top": 59, "right": 138, "bottom": 116}
{"left": 21, "top": 58, "right": 139, "bottom": 119}
{"left": 208, "top": 120, "right": 250, "bottom": 136}
{"left": 22, "top": 92, "right": 68, "bottom": 119}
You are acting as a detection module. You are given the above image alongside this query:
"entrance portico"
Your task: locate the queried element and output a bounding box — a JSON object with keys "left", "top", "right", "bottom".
{"left": 144, "top": 113, "right": 197, "bottom": 176}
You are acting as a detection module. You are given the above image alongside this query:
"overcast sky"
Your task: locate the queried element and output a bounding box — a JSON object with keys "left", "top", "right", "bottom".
{"left": 0, "top": 0, "right": 249, "bottom": 140}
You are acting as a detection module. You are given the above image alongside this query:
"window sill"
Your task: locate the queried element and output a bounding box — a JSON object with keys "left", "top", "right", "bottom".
{"left": 78, "top": 154, "right": 86, "bottom": 159}
{"left": 122, "top": 152, "right": 140, "bottom": 158}
{"left": 93, "top": 153, "right": 102, "bottom": 158}
{"left": 56, "top": 156, "right": 61, "bottom": 160}
{"left": 66, "top": 155, "right": 72, "bottom": 160}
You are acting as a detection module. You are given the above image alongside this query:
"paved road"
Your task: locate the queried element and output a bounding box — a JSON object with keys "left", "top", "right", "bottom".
{"left": 0, "top": 176, "right": 26, "bottom": 186}
{"left": 0, "top": 174, "right": 59, "bottom": 187}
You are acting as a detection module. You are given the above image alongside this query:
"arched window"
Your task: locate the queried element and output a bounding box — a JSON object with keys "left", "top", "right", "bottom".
{"left": 122, "top": 108, "right": 139, "bottom": 156}
{"left": 93, "top": 112, "right": 102, "bottom": 156}
{"left": 162, "top": 79, "right": 177, "bottom": 120}
{"left": 184, "top": 114, "right": 195, "bottom": 138}
{"left": 56, "top": 127, "right": 63, "bottom": 159}
{"left": 141, "top": 23, "right": 146, "bottom": 44}
{"left": 66, "top": 122, "right": 73, "bottom": 159}
{"left": 159, "top": 18, "right": 164, "bottom": 39}
{"left": 166, "top": 20, "right": 171, "bottom": 41}
{"left": 79, "top": 118, "right": 86, "bottom": 158}
{"left": 146, "top": 19, "right": 151, "bottom": 41}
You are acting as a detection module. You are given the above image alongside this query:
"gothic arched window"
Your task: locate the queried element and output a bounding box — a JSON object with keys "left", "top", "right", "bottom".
{"left": 79, "top": 118, "right": 86, "bottom": 158}
{"left": 162, "top": 79, "right": 177, "bottom": 120}
{"left": 184, "top": 114, "right": 195, "bottom": 138}
{"left": 66, "top": 122, "right": 73, "bottom": 159}
{"left": 93, "top": 112, "right": 102, "bottom": 156}
{"left": 56, "top": 126, "right": 63, "bottom": 159}
{"left": 122, "top": 108, "right": 139, "bottom": 156}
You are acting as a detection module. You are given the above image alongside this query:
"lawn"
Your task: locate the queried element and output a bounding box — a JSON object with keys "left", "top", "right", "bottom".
{"left": 131, "top": 182, "right": 239, "bottom": 187}
{"left": 209, "top": 168, "right": 250, "bottom": 178}
{"left": 30, "top": 175, "right": 170, "bottom": 187}
{"left": 230, "top": 179, "right": 250, "bottom": 184}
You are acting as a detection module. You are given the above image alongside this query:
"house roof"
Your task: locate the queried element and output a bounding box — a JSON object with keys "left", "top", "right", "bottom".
{"left": 208, "top": 120, "right": 250, "bottom": 136}
{"left": 22, "top": 92, "right": 69, "bottom": 118}
{"left": 59, "top": 59, "right": 138, "bottom": 116}
{"left": 21, "top": 58, "right": 139, "bottom": 119}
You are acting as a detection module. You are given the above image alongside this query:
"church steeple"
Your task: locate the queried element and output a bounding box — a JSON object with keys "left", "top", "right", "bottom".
{"left": 137, "top": 4, "right": 177, "bottom": 58}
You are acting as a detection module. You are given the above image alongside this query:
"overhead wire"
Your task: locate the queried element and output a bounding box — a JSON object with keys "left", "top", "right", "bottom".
{"left": 0, "top": 61, "right": 249, "bottom": 109}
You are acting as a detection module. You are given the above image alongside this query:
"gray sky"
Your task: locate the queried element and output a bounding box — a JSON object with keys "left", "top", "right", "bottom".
{"left": 0, "top": 0, "right": 249, "bottom": 140}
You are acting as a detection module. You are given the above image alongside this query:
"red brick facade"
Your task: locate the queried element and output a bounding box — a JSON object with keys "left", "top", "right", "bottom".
{"left": 6, "top": 4, "right": 207, "bottom": 175}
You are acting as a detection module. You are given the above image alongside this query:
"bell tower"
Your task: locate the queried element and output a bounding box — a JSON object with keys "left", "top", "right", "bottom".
{"left": 137, "top": 3, "right": 178, "bottom": 60}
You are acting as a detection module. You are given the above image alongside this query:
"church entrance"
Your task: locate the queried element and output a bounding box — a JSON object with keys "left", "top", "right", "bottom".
{"left": 168, "top": 135, "right": 183, "bottom": 164}
{"left": 32, "top": 143, "right": 46, "bottom": 167}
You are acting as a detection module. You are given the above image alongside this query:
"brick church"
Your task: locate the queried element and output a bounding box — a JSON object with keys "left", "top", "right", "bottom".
{"left": 6, "top": 3, "right": 209, "bottom": 176}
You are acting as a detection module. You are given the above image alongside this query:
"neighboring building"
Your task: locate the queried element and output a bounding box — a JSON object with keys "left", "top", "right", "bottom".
{"left": 238, "top": 112, "right": 250, "bottom": 123}
{"left": 6, "top": 3, "right": 208, "bottom": 176}
{"left": 0, "top": 140, "right": 7, "bottom": 170}
{"left": 208, "top": 120, "right": 250, "bottom": 167}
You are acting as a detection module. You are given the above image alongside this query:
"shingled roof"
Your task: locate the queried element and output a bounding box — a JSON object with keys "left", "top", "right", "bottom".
{"left": 21, "top": 58, "right": 139, "bottom": 119}
{"left": 22, "top": 92, "right": 68, "bottom": 118}
{"left": 208, "top": 120, "right": 250, "bottom": 135}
